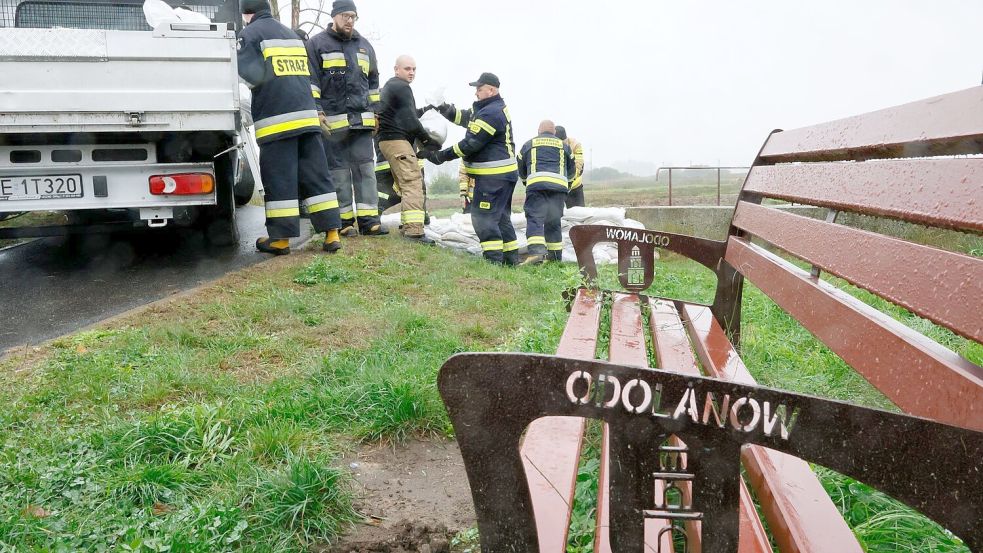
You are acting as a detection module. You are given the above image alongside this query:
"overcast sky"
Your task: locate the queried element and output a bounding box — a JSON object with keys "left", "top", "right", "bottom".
{"left": 293, "top": 0, "right": 982, "bottom": 172}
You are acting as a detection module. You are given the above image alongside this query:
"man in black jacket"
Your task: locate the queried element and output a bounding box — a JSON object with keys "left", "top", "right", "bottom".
{"left": 377, "top": 55, "right": 438, "bottom": 241}
{"left": 237, "top": 0, "right": 342, "bottom": 255}
{"left": 307, "top": 0, "right": 385, "bottom": 238}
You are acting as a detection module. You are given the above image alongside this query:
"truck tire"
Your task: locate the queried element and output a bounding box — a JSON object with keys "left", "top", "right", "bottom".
{"left": 233, "top": 153, "right": 255, "bottom": 206}
{"left": 200, "top": 151, "right": 240, "bottom": 247}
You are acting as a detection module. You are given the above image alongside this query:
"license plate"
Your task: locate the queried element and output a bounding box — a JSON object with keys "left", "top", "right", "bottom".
{"left": 0, "top": 174, "right": 84, "bottom": 201}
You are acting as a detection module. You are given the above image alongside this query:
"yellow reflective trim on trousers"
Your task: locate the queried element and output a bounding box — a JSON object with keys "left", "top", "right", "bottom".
{"left": 356, "top": 208, "right": 377, "bottom": 217}
{"left": 322, "top": 59, "right": 346, "bottom": 69}
{"left": 255, "top": 117, "right": 320, "bottom": 139}
{"left": 340, "top": 211, "right": 355, "bottom": 220}
{"left": 307, "top": 200, "right": 339, "bottom": 214}
{"left": 378, "top": 192, "right": 390, "bottom": 200}
{"left": 312, "top": 90, "right": 321, "bottom": 99}
{"left": 526, "top": 236, "right": 546, "bottom": 245}
{"left": 262, "top": 46, "right": 306, "bottom": 58}
{"left": 481, "top": 240, "right": 504, "bottom": 251}
{"left": 329, "top": 119, "right": 350, "bottom": 130}
{"left": 547, "top": 242, "right": 564, "bottom": 251}
{"left": 375, "top": 162, "right": 391, "bottom": 172}
{"left": 466, "top": 162, "right": 518, "bottom": 176}
{"left": 266, "top": 207, "right": 300, "bottom": 218}
{"left": 502, "top": 240, "right": 519, "bottom": 252}
{"left": 528, "top": 175, "right": 569, "bottom": 187}
{"left": 368, "top": 93, "right": 381, "bottom": 103}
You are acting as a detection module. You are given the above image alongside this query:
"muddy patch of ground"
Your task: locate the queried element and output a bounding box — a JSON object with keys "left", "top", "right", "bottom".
{"left": 332, "top": 439, "right": 475, "bottom": 553}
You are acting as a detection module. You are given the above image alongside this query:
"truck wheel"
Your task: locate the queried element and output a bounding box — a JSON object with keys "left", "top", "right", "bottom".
{"left": 233, "top": 153, "right": 255, "bottom": 207}
{"left": 201, "top": 151, "right": 240, "bottom": 247}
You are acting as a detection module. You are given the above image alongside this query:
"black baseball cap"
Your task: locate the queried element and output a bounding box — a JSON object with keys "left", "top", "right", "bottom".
{"left": 468, "top": 72, "right": 501, "bottom": 88}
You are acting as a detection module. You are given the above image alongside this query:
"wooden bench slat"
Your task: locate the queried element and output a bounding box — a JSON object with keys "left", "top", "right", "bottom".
{"left": 650, "top": 299, "right": 773, "bottom": 553}
{"left": 725, "top": 238, "right": 983, "bottom": 431}
{"left": 681, "top": 303, "right": 865, "bottom": 553}
{"left": 741, "top": 159, "right": 983, "bottom": 233}
{"left": 595, "top": 293, "right": 671, "bottom": 553}
{"left": 521, "top": 288, "right": 603, "bottom": 552}
{"left": 732, "top": 200, "right": 983, "bottom": 342}
{"left": 758, "top": 86, "right": 983, "bottom": 162}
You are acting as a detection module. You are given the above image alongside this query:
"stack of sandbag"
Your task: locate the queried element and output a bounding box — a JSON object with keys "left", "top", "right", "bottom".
{"left": 380, "top": 206, "right": 646, "bottom": 264}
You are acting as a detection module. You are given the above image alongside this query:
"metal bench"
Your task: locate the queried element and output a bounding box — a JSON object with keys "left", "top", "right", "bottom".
{"left": 438, "top": 86, "right": 983, "bottom": 552}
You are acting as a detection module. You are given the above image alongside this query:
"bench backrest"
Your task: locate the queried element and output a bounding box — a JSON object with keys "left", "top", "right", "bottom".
{"left": 574, "top": 86, "right": 983, "bottom": 432}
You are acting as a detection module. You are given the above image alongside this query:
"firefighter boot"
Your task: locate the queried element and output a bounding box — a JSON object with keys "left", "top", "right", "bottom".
{"left": 256, "top": 238, "right": 290, "bottom": 256}
{"left": 362, "top": 223, "right": 389, "bottom": 236}
{"left": 504, "top": 250, "right": 520, "bottom": 267}
{"left": 547, "top": 249, "right": 563, "bottom": 262}
{"left": 322, "top": 229, "right": 341, "bottom": 254}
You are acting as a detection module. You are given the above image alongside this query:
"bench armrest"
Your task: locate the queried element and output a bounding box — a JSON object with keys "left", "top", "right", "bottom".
{"left": 569, "top": 224, "right": 726, "bottom": 291}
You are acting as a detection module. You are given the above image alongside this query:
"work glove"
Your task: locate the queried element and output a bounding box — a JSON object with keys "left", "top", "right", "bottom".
{"left": 421, "top": 150, "right": 442, "bottom": 165}
{"left": 416, "top": 104, "right": 435, "bottom": 117}
{"left": 319, "top": 113, "right": 332, "bottom": 137}
{"left": 436, "top": 103, "right": 456, "bottom": 120}
{"left": 419, "top": 135, "right": 441, "bottom": 152}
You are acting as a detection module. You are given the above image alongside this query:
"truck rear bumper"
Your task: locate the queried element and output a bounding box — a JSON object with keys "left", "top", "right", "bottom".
{"left": 0, "top": 161, "right": 216, "bottom": 213}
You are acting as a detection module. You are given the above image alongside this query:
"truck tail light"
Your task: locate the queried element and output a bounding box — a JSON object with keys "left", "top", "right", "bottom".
{"left": 149, "top": 173, "right": 215, "bottom": 195}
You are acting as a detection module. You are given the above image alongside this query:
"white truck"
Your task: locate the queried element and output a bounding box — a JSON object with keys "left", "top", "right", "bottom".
{"left": 0, "top": 0, "right": 255, "bottom": 245}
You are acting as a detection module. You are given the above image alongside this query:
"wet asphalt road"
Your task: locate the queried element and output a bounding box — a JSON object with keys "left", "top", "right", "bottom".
{"left": 0, "top": 205, "right": 312, "bottom": 353}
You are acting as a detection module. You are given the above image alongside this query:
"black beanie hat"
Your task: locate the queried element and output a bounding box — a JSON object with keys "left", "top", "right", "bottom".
{"left": 331, "top": 0, "right": 357, "bottom": 16}
{"left": 555, "top": 126, "right": 568, "bottom": 140}
{"left": 240, "top": 0, "right": 269, "bottom": 14}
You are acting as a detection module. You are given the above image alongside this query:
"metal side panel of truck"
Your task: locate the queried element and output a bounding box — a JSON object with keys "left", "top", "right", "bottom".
{"left": 0, "top": 2, "right": 252, "bottom": 245}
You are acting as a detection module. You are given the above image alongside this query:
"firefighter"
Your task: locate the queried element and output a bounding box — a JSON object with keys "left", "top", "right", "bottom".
{"left": 307, "top": 0, "right": 386, "bottom": 238}
{"left": 377, "top": 54, "right": 439, "bottom": 242}
{"left": 425, "top": 72, "right": 519, "bottom": 266}
{"left": 518, "top": 120, "right": 575, "bottom": 265}
{"left": 555, "top": 126, "right": 586, "bottom": 208}
{"left": 237, "top": 0, "right": 342, "bottom": 255}
{"left": 459, "top": 164, "right": 475, "bottom": 213}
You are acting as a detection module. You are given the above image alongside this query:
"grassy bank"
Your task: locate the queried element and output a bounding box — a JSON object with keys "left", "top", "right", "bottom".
{"left": 1, "top": 236, "right": 977, "bottom": 551}
{"left": 0, "top": 237, "right": 575, "bottom": 551}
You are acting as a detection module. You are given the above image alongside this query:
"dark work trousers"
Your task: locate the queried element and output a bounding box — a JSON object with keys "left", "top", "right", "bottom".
{"left": 322, "top": 128, "right": 380, "bottom": 232}
{"left": 260, "top": 132, "right": 341, "bottom": 239}
{"left": 524, "top": 188, "right": 566, "bottom": 257}
{"left": 377, "top": 168, "right": 430, "bottom": 224}
{"left": 565, "top": 185, "right": 586, "bottom": 208}
{"left": 471, "top": 175, "right": 518, "bottom": 265}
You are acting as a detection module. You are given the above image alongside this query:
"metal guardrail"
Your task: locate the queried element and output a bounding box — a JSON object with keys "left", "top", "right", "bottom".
{"left": 655, "top": 166, "right": 750, "bottom": 206}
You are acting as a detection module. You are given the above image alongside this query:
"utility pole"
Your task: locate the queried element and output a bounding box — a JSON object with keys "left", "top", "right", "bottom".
{"left": 291, "top": 0, "right": 300, "bottom": 29}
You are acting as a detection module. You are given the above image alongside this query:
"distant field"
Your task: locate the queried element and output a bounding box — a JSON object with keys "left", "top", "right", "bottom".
{"left": 419, "top": 175, "right": 745, "bottom": 215}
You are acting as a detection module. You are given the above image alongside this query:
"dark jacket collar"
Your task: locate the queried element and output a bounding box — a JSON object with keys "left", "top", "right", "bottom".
{"left": 473, "top": 94, "right": 503, "bottom": 110}
{"left": 247, "top": 8, "right": 272, "bottom": 23}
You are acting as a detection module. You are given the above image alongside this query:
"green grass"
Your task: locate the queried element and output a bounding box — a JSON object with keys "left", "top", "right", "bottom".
{"left": 0, "top": 237, "right": 579, "bottom": 551}
{"left": 0, "top": 235, "right": 976, "bottom": 551}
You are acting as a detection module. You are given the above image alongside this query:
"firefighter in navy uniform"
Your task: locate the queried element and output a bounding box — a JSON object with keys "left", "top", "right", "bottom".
{"left": 237, "top": 0, "right": 342, "bottom": 255}
{"left": 307, "top": 0, "right": 386, "bottom": 238}
{"left": 425, "top": 72, "right": 520, "bottom": 265}
{"left": 518, "top": 120, "right": 575, "bottom": 265}
{"left": 555, "top": 125, "right": 586, "bottom": 208}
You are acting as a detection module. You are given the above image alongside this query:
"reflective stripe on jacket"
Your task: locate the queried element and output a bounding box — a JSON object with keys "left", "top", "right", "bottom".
{"left": 237, "top": 10, "right": 320, "bottom": 144}
{"left": 306, "top": 25, "right": 380, "bottom": 131}
{"left": 518, "top": 133, "right": 576, "bottom": 193}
